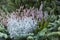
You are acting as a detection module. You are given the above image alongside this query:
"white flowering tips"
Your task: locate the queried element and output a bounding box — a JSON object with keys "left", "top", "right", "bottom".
{"left": 7, "top": 16, "right": 37, "bottom": 38}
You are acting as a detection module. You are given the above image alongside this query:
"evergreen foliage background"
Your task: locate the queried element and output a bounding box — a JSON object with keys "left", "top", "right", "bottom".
{"left": 0, "top": 0, "right": 60, "bottom": 40}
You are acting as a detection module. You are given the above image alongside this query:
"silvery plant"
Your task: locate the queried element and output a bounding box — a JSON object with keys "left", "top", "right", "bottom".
{"left": 7, "top": 16, "right": 37, "bottom": 39}
{"left": 6, "top": 2, "right": 47, "bottom": 39}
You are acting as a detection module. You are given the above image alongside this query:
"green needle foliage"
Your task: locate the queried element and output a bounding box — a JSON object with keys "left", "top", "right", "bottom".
{"left": 0, "top": 0, "right": 60, "bottom": 40}
{"left": 0, "top": 0, "right": 41, "bottom": 12}
{"left": 0, "top": 23, "right": 8, "bottom": 39}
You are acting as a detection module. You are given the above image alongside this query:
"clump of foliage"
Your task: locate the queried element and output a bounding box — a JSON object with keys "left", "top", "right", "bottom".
{"left": 5, "top": 2, "right": 49, "bottom": 40}
{"left": 0, "top": 0, "right": 60, "bottom": 40}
